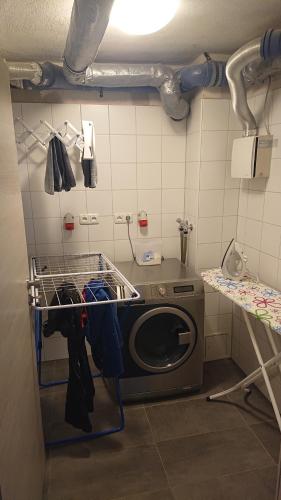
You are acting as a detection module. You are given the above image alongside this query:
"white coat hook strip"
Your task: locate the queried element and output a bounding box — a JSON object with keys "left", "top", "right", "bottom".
{"left": 15, "top": 117, "right": 85, "bottom": 153}
{"left": 82, "top": 120, "right": 95, "bottom": 160}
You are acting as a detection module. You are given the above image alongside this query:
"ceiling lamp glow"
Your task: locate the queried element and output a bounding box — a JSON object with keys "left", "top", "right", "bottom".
{"left": 110, "top": 0, "right": 180, "bottom": 35}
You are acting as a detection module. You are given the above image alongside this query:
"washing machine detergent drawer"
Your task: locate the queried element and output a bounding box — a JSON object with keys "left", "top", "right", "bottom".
{"left": 118, "top": 303, "right": 198, "bottom": 378}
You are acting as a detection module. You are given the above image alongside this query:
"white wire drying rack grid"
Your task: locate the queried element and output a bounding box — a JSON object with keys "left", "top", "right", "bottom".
{"left": 28, "top": 253, "right": 140, "bottom": 310}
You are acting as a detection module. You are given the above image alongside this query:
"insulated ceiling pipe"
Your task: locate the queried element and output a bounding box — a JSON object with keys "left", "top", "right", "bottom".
{"left": 62, "top": 0, "right": 188, "bottom": 119}
{"left": 63, "top": 0, "right": 114, "bottom": 84}
{"left": 83, "top": 63, "right": 189, "bottom": 120}
{"left": 226, "top": 29, "right": 281, "bottom": 136}
{"left": 7, "top": 61, "right": 43, "bottom": 85}
{"left": 180, "top": 60, "right": 227, "bottom": 92}
{"left": 16, "top": 60, "right": 188, "bottom": 120}
{"left": 226, "top": 38, "right": 260, "bottom": 136}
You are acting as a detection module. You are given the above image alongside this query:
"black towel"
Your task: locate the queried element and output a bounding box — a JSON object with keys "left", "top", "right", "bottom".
{"left": 81, "top": 154, "right": 97, "bottom": 188}
{"left": 43, "top": 283, "right": 94, "bottom": 433}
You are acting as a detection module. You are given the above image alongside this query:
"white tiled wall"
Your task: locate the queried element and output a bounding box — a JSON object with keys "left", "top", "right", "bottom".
{"left": 235, "top": 87, "right": 281, "bottom": 289}
{"left": 185, "top": 93, "right": 239, "bottom": 362}
{"left": 16, "top": 89, "right": 281, "bottom": 370}
{"left": 13, "top": 100, "right": 187, "bottom": 361}
{"left": 13, "top": 102, "right": 187, "bottom": 264}
{"left": 232, "top": 85, "right": 281, "bottom": 407}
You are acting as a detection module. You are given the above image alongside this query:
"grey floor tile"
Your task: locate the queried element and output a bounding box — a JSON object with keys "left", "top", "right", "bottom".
{"left": 142, "top": 359, "right": 237, "bottom": 409}
{"left": 172, "top": 466, "right": 277, "bottom": 500}
{"left": 226, "top": 386, "right": 275, "bottom": 425}
{"left": 251, "top": 420, "right": 281, "bottom": 463}
{"left": 114, "top": 489, "right": 174, "bottom": 500}
{"left": 157, "top": 427, "right": 274, "bottom": 488}
{"left": 206, "top": 359, "right": 245, "bottom": 390}
{"left": 146, "top": 397, "right": 246, "bottom": 442}
{"left": 46, "top": 444, "right": 168, "bottom": 500}
{"left": 41, "top": 382, "right": 153, "bottom": 446}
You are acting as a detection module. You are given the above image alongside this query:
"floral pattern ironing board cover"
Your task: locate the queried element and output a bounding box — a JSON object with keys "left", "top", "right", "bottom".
{"left": 201, "top": 268, "right": 281, "bottom": 334}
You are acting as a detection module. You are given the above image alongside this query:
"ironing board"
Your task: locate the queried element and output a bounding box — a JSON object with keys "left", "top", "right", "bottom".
{"left": 201, "top": 268, "right": 281, "bottom": 432}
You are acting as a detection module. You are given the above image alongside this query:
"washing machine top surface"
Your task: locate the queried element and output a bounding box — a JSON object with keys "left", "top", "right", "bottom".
{"left": 116, "top": 258, "right": 202, "bottom": 288}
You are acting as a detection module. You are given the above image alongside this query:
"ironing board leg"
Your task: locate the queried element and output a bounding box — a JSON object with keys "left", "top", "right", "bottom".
{"left": 264, "top": 324, "right": 281, "bottom": 378}
{"left": 242, "top": 310, "right": 281, "bottom": 432}
{"left": 207, "top": 309, "right": 281, "bottom": 433}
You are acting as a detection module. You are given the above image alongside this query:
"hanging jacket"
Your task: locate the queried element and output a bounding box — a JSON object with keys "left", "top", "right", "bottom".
{"left": 43, "top": 283, "right": 94, "bottom": 433}
{"left": 45, "top": 136, "right": 76, "bottom": 194}
{"left": 83, "top": 280, "right": 124, "bottom": 377}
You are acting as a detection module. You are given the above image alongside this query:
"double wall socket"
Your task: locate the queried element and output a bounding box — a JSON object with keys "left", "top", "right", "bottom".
{"left": 114, "top": 213, "right": 133, "bottom": 224}
{"left": 79, "top": 213, "right": 99, "bottom": 225}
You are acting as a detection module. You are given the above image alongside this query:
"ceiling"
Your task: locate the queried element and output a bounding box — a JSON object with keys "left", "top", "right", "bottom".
{"left": 1, "top": 0, "right": 281, "bottom": 65}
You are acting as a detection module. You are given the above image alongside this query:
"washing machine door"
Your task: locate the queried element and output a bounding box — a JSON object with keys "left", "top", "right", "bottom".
{"left": 129, "top": 306, "right": 197, "bottom": 373}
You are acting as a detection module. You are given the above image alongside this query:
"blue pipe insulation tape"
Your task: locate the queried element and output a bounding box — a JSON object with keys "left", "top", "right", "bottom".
{"left": 261, "top": 29, "right": 281, "bottom": 60}
{"left": 180, "top": 60, "right": 227, "bottom": 92}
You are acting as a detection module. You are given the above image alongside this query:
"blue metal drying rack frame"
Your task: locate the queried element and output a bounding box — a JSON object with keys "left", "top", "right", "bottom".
{"left": 34, "top": 309, "right": 125, "bottom": 448}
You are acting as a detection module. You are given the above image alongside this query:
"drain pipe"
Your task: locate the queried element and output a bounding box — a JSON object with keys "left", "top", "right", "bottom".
{"left": 226, "top": 29, "right": 281, "bottom": 136}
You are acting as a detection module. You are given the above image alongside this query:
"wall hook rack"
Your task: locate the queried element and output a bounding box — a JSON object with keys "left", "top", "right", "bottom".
{"left": 15, "top": 117, "right": 85, "bottom": 153}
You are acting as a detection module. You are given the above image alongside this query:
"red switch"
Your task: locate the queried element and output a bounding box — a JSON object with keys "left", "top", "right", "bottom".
{"left": 64, "top": 213, "right": 75, "bottom": 231}
{"left": 138, "top": 210, "right": 148, "bottom": 227}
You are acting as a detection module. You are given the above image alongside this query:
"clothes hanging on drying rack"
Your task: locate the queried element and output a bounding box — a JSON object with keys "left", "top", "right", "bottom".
{"left": 43, "top": 279, "right": 124, "bottom": 433}
{"left": 43, "top": 283, "right": 94, "bottom": 433}
{"left": 82, "top": 279, "right": 124, "bottom": 378}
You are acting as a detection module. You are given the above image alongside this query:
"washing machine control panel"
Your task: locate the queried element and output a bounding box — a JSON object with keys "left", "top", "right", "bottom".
{"left": 151, "top": 283, "right": 196, "bottom": 298}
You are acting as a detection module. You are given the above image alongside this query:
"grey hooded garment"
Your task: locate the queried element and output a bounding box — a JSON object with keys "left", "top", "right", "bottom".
{"left": 45, "top": 136, "right": 76, "bottom": 194}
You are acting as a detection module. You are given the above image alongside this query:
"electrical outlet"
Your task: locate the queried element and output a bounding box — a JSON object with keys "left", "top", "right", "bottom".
{"left": 79, "top": 214, "right": 89, "bottom": 225}
{"left": 114, "top": 213, "right": 133, "bottom": 224}
{"left": 79, "top": 213, "right": 99, "bottom": 225}
{"left": 88, "top": 213, "right": 99, "bottom": 225}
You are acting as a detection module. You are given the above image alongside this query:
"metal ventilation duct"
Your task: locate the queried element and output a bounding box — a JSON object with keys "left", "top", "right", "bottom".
{"left": 63, "top": 0, "right": 114, "bottom": 83}
{"left": 83, "top": 62, "right": 189, "bottom": 120}
{"left": 7, "top": 0, "right": 228, "bottom": 121}
{"left": 226, "top": 38, "right": 260, "bottom": 136}
{"left": 226, "top": 29, "right": 281, "bottom": 136}
{"left": 7, "top": 57, "right": 229, "bottom": 121}
{"left": 7, "top": 61, "right": 42, "bottom": 85}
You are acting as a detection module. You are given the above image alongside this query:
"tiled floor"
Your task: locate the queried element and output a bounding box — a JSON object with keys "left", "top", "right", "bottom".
{"left": 42, "top": 359, "right": 279, "bottom": 500}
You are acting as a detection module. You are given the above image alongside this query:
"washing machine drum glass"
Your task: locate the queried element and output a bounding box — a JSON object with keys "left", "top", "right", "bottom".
{"left": 129, "top": 306, "right": 197, "bottom": 373}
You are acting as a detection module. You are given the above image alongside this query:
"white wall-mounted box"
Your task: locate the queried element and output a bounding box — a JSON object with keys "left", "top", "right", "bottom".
{"left": 231, "top": 135, "right": 273, "bottom": 179}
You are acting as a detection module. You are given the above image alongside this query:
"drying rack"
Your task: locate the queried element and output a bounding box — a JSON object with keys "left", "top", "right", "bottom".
{"left": 27, "top": 252, "right": 140, "bottom": 447}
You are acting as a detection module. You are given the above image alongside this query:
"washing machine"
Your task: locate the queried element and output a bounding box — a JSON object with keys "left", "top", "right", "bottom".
{"left": 116, "top": 258, "right": 204, "bottom": 401}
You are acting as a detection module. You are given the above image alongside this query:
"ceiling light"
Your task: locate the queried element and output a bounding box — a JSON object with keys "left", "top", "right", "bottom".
{"left": 110, "top": 0, "right": 180, "bottom": 36}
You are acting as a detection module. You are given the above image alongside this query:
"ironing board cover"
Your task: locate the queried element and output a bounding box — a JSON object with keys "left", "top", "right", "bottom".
{"left": 201, "top": 268, "right": 281, "bottom": 334}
